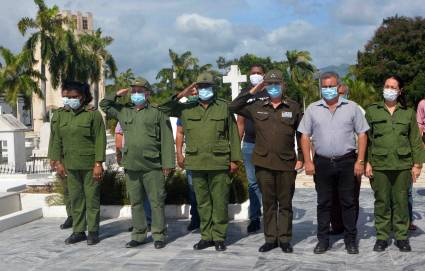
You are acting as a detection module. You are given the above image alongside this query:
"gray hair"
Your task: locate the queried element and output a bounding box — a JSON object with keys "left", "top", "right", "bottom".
{"left": 320, "top": 71, "right": 340, "bottom": 84}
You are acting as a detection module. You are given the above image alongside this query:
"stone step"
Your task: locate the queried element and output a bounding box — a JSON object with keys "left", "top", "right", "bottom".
{"left": 0, "top": 192, "right": 21, "bottom": 217}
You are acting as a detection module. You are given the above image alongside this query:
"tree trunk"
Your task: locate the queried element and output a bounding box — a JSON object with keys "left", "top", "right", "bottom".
{"left": 40, "top": 63, "right": 47, "bottom": 121}
{"left": 94, "top": 81, "right": 99, "bottom": 109}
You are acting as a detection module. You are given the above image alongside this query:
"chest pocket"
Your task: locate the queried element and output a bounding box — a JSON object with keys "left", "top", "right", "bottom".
{"left": 394, "top": 118, "right": 410, "bottom": 136}
{"left": 121, "top": 116, "right": 133, "bottom": 131}
{"left": 370, "top": 118, "right": 387, "bottom": 137}
{"left": 186, "top": 115, "right": 201, "bottom": 130}
{"left": 210, "top": 112, "right": 227, "bottom": 140}
{"left": 75, "top": 123, "right": 92, "bottom": 137}
{"left": 280, "top": 111, "right": 295, "bottom": 126}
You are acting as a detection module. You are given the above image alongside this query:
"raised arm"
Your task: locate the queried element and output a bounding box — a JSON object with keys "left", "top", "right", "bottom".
{"left": 99, "top": 88, "right": 128, "bottom": 119}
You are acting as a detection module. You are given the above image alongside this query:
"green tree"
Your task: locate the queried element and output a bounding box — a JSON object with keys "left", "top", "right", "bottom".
{"left": 342, "top": 76, "right": 378, "bottom": 108}
{"left": 356, "top": 16, "right": 425, "bottom": 106}
{"left": 79, "top": 28, "right": 117, "bottom": 107}
{"left": 18, "top": 0, "right": 69, "bottom": 119}
{"left": 0, "top": 47, "right": 43, "bottom": 114}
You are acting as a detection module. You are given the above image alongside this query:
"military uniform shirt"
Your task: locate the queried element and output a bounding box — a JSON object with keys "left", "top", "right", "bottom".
{"left": 229, "top": 91, "right": 303, "bottom": 171}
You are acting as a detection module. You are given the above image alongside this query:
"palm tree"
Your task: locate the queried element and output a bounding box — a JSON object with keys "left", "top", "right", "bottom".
{"left": 18, "top": 0, "right": 68, "bottom": 120}
{"left": 0, "top": 47, "right": 43, "bottom": 119}
{"left": 79, "top": 28, "right": 117, "bottom": 107}
{"left": 156, "top": 49, "right": 208, "bottom": 92}
{"left": 342, "top": 76, "right": 377, "bottom": 108}
{"left": 283, "top": 50, "right": 317, "bottom": 109}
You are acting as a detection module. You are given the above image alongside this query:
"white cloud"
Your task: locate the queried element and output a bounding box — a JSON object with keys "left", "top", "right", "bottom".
{"left": 333, "top": 0, "right": 425, "bottom": 26}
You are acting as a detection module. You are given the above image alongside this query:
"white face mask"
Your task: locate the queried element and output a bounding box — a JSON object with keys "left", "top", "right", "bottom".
{"left": 383, "top": 88, "right": 398, "bottom": 102}
{"left": 249, "top": 74, "right": 264, "bottom": 86}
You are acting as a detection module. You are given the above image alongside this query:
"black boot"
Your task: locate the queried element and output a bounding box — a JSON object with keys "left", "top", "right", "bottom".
{"left": 395, "top": 240, "right": 412, "bottom": 252}
{"left": 247, "top": 220, "right": 261, "bottom": 234}
{"left": 373, "top": 240, "right": 388, "bottom": 252}
{"left": 345, "top": 240, "right": 359, "bottom": 254}
{"left": 87, "top": 231, "right": 100, "bottom": 245}
{"left": 154, "top": 240, "right": 166, "bottom": 249}
{"left": 65, "top": 232, "right": 87, "bottom": 245}
{"left": 193, "top": 240, "right": 214, "bottom": 250}
{"left": 280, "top": 242, "right": 293, "bottom": 253}
{"left": 214, "top": 241, "right": 226, "bottom": 251}
{"left": 313, "top": 241, "right": 329, "bottom": 254}
{"left": 259, "top": 242, "right": 278, "bottom": 252}
{"left": 125, "top": 240, "right": 144, "bottom": 248}
{"left": 60, "top": 217, "right": 73, "bottom": 230}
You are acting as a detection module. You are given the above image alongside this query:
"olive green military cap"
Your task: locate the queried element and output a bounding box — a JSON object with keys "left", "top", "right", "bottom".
{"left": 130, "top": 77, "right": 152, "bottom": 91}
{"left": 196, "top": 72, "right": 214, "bottom": 85}
{"left": 264, "top": 70, "right": 283, "bottom": 83}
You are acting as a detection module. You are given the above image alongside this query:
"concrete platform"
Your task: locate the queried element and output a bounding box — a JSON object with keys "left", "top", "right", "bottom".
{"left": 0, "top": 192, "right": 21, "bottom": 216}
{"left": 0, "top": 188, "right": 424, "bottom": 270}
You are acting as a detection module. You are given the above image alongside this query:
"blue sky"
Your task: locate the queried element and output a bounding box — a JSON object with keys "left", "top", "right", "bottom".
{"left": 1, "top": 0, "right": 425, "bottom": 82}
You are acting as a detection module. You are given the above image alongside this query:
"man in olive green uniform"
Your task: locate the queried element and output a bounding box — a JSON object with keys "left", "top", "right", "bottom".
{"left": 230, "top": 70, "right": 303, "bottom": 253}
{"left": 99, "top": 77, "right": 175, "bottom": 249}
{"left": 48, "top": 106, "right": 72, "bottom": 229}
{"left": 366, "top": 94, "right": 424, "bottom": 252}
{"left": 50, "top": 81, "right": 106, "bottom": 245}
{"left": 159, "top": 72, "right": 242, "bottom": 251}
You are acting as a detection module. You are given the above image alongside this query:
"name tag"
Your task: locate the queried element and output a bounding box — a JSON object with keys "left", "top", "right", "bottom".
{"left": 282, "top": 112, "right": 292, "bottom": 118}
{"left": 257, "top": 111, "right": 269, "bottom": 115}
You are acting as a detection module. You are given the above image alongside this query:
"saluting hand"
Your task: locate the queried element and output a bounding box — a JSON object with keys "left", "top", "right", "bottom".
{"left": 177, "top": 83, "right": 197, "bottom": 99}
{"left": 249, "top": 81, "right": 265, "bottom": 95}
{"left": 116, "top": 88, "right": 130, "bottom": 96}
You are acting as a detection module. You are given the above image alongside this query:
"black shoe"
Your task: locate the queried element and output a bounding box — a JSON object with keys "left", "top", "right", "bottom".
{"left": 214, "top": 241, "right": 226, "bottom": 251}
{"left": 187, "top": 220, "right": 200, "bottom": 231}
{"left": 395, "top": 240, "right": 412, "bottom": 252}
{"left": 193, "top": 240, "right": 214, "bottom": 250}
{"left": 259, "top": 242, "right": 278, "bottom": 252}
{"left": 128, "top": 226, "right": 133, "bottom": 232}
{"left": 65, "top": 232, "right": 87, "bottom": 245}
{"left": 247, "top": 220, "right": 261, "bottom": 234}
{"left": 345, "top": 241, "right": 359, "bottom": 254}
{"left": 154, "top": 241, "right": 166, "bottom": 249}
{"left": 125, "top": 240, "right": 144, "bottom": 248}
{"left": 60, "top": 217, "right": 73, "bottom": 230}
{"left": 314, "top": 241, "right": 329, "bottom": 254}
{"left": 280, "top": 242, "right": 293, "bottom": 253}
{"left": 373, "top": 240, "right": 388, "bottom": 252}
{"left": 87, "top": 231, "right": 100, "bottom": 245}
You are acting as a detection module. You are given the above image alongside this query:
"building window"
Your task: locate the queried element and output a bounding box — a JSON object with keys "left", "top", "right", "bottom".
{"left": 82, "top": 18, "right": 88, "bottom": 30}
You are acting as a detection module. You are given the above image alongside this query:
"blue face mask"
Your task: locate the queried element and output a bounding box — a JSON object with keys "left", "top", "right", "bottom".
{"left": 321, "top": 87, "right": 338, "bottom": 101}
{"left": 131, "top": 93, "right": 146, "bottom": 105}
{"left": 266, "top": 84, "right": 282, "bottom": 99}
{"left": 198, "top": 87, "right": 214, "bottom": 101}
{"left": 67, "top": 98, "right": 81, "bottom": 110}
{"left": 62, "top": 97, "right": 69, "bottom": 107}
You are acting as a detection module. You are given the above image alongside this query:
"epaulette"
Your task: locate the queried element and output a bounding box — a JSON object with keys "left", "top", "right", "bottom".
{"left": 366, "top": 103, "right": 379, "bottom": 108}
{"left": 85, "top": 105, "right": 96, "bottom": 111}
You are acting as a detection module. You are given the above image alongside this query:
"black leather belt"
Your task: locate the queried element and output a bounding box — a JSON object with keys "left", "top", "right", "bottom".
{"left": 315, "top": 151, "right": 356, "bottom": 162}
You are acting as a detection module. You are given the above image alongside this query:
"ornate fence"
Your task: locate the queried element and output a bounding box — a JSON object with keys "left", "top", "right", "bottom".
{"left": 0, "top": 156, "right": 53, "bottom": 174}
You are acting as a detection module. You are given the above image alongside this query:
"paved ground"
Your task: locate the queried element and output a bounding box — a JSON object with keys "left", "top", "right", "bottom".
{"left": 1, "top": 188, "right": 425, "bottom": 271}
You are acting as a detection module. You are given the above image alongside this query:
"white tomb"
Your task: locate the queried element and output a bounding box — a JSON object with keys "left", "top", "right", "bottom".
{"left": 0, "top": 112, "right": 29, "bottom": 172}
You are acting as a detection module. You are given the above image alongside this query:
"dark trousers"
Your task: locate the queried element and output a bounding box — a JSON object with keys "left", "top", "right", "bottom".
{"left": 330, "top": 175, "right": 361, "bottom": 232}
{"left": 314, "top": 155, "right": 357, "bottom": 243}
{"left": 255, "top": 166, "right": 296, "bottom": 243}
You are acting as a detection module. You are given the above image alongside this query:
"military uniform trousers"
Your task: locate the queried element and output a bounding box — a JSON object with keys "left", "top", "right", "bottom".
{"left": 371, "top": 170, "right": 410, "bottom": 241}
{"left": 191, "top": 170, "right": 231, "bottom": 241}
{"left": 255, "top": 166, "right": 296, "bottom": 243}
{"left": 126, "top": 169, "right": 166, "bottom": 242}
{"left": 67, "top": 169, "right": 100, "bottom": 233}
{"left": 59, "top": 175, "right": 72, "bottom": 217}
